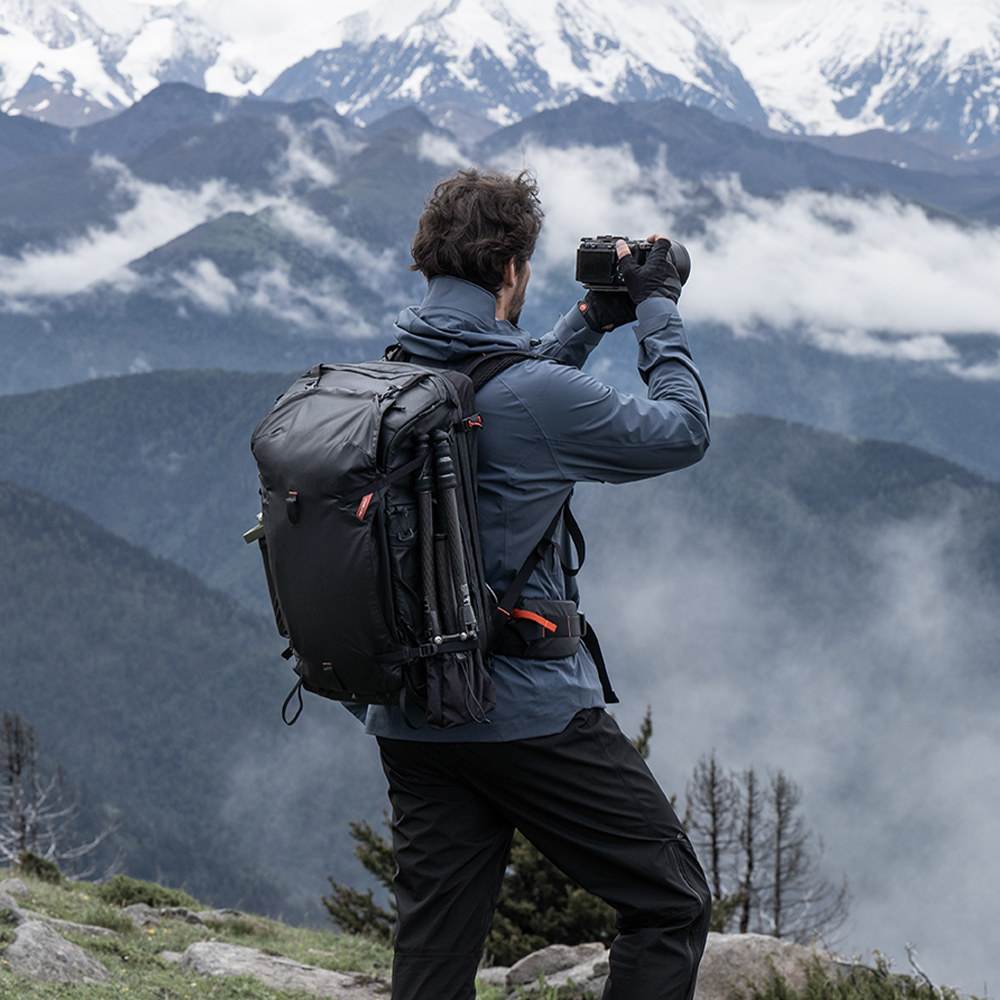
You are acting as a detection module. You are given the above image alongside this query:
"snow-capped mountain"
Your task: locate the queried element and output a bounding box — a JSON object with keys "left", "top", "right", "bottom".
{"left": 0, "top": 0, "right": 224, "bottom": 125}
{"left": 730, "top": 0, "right": 1000, "bottom": 147}
{"left": 4, "top": 0, "right": 1000, "bottom": 147}
{"left": 261, "top": 0, "right": 768, "bottom": 131}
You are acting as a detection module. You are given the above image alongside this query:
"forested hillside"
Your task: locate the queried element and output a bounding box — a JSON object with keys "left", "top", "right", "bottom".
{"left": 0, "top": 477, "right": 386, "bottom": 920}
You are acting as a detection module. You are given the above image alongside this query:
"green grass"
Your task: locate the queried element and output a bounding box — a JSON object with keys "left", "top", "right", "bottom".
{"left": 0, "top": 870, "right": 392, "bottom": 1000}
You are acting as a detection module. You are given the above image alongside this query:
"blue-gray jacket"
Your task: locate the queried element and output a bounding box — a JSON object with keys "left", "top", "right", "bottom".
{"left": 361, "top": 274, "right": 709, "bottom": 742}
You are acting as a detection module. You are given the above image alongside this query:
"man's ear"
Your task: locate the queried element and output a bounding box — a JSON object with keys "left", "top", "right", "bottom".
{"left": 502, "top": 258, "right": 518, "bottom": 289}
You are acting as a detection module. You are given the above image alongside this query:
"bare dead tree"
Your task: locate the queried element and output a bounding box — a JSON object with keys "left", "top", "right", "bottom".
{"left": 1, "top": 712, "right": 115, "bottom": 877}
{"left": 758, "top": 768, "right": 850, "bottom": 946}
{"left": 737, "top": 766, "right": 763, "bottom": 934}
{"left": 686, "top": 750, "right": 740, "bottom": 908}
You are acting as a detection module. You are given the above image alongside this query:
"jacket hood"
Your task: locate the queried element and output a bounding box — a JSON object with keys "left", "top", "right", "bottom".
{"left": 395, "top": 275, "right": 533, "bottom": 362}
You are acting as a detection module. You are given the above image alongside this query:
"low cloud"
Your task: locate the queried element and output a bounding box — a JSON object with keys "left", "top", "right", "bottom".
{"left": 171, "top": 258, "right": 238, "bottom": 313}
{"left": 578, "top": 482, "right": 1000, "bottom": 993}
{"left": 244, "top": 265, "right": 383, "bottom": 336}
{"left": 0, "top": 156, "right": 275, "bottom": 303}
{"left": 499, "top": 144, "right": 1000, "bottom": 376}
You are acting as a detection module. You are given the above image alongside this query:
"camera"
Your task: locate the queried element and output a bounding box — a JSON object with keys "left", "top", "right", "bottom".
{"left": 575, "top": 235, "right": 691, "bottom": 291}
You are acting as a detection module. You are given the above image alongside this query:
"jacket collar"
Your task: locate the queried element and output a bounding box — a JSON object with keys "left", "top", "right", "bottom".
{"left": 394, "top": 275, "right": 532, "bottom": 363}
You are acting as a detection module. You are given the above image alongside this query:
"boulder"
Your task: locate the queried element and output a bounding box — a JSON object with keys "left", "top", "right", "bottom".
{"left": 546, "top": 952, "right": 610, "bottom": 990}
{"left": 482, "top": 934, "right": 854, "bottom": 998}
{"left": 0, "top": 878, "right": 29, "bottom": 898}
{"left": 695, "top": 932, "right": 851, "bottom": 1000}
{"left": 20, "top": 911, "right": 119, "bottom": 939}
{"left": 507, "top": 942, "right": 609, "bottom": 986}
{"left": 1, "top": 890, "right": 115, "bottom": 938}
{"left": 122, "top": 903, "right": 161, "bottom": 928}
{"left": 3, "top": 920, "right": 111, "bottom": 984}
{"left": 0, "top": 890, "right": 25, "bottom": 924}
{"left": 477, "top": 965, "right": 510, "bottom": 987}
{"left": 178, "top": 941, "right": 389, "bottom": 998}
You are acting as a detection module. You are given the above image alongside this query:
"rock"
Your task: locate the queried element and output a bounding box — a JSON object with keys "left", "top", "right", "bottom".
{"left": 122, "top": 902, "right": 161, "bottom": 927}
{"left": 196, "top": 908, "right": 246, "bottom": 922}
{"left": 490, "top": 934, "right": 855, "bottom": 998}
{"left": 507, "top": 942, "right": 608, "bottom": 986}
{"left": 160, "top": 906, "right": 205, "bottom": 925}
{"left": 3, "top": 920, "right": 111, "bottom": 984}
{"left": 18, "top": 911, "right": 119, "bottom": 939}
{"left": 158, "top": 950, "right": 183, "bottom": 963}
{"left": 178, "top": 941, "right": 389, "bottom": 998}
{"left": 477, "top": 965, "right": 510, "bottom": 987}
{"left": 547, "top": 953, "right": 611, "bottom": 989}
{"left": 0, "top": 890, "right": 25, "bottom": 924}
{"left": 695, "top": 932, "right": 850, "bottom": 1000}
{"left": 0, "top": 878, "right": 29, "bottom": 898}
{"left": 2, "top": 893, "right": 116, "bottom": 938}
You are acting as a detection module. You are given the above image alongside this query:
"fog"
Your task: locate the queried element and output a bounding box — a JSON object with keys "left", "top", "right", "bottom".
{"left": 576, "top": 482, "right": 1000, "bottom": 994}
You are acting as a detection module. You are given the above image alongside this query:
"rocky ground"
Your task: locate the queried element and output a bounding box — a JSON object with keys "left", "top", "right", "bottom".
{"left": 0, "top": 872, "right": 867, "bottom": 999}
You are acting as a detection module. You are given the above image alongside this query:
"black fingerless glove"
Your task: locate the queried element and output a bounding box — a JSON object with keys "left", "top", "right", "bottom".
{"left": 617, "top": 239, "right": 683, "bottom": 305}
{"left": 579, "top": 290, "right": 638, "bottom": 333}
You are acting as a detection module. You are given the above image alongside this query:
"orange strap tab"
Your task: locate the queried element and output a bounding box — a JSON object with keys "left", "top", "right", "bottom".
{"left": 356, "top": 493, "right": 373, "bottom": 520}
{"left": 511, "top": 608, "right": 557, "bottom": 633}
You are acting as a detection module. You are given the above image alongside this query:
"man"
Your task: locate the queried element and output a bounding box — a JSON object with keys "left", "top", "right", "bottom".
{"left": 359, "top": 167, "right": 712, "bottom": 999}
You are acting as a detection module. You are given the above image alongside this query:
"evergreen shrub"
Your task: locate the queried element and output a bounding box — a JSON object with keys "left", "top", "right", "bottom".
{"left": 94, "top": 874, "right": 199, "bottom": 910}
{"left": 17, "top": 851, "right": 61, "bottom": 884}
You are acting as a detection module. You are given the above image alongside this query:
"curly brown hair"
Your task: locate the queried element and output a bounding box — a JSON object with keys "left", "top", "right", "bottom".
{"left": 409, "top": 168, "right": 544, "bottom": 294}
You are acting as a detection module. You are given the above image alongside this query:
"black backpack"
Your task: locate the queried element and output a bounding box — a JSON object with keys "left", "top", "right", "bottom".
{"left": 248, "top": 352, "right": 599, "bottom": 728}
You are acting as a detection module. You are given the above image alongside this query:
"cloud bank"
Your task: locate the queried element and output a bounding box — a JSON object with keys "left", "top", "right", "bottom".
{"left": 578, "top": 482, "right": 1000, "bottom": 994}
{"left": 508, "top": 144, "right": 1000, "bottom": 377}
{"left": 0, "top": 156, "right": 275, "bottom": 301}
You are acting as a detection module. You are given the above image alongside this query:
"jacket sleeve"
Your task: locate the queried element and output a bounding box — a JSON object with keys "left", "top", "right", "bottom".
{"left": 516, "top": 298, "right": 710, "bottom": 484}
{"left": 533, "top": 302, "right": 607, "bottom": 369}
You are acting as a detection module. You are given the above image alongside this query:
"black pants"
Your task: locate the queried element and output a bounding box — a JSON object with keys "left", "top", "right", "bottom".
{"left": 378, "top": 708, "right": 712, "bottom": 1000}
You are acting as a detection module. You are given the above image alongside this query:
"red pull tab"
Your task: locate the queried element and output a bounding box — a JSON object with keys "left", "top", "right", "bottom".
{"left": 511, "top": 608, "right": 557, "bottom": 633}
{"left": 356, "top": 493, "right": 373, "bottom": 520}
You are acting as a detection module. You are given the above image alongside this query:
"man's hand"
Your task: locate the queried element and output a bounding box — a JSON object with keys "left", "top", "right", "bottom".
{"left": 578, "top": 289, "right": 637, "bottom": 333}
{"left": 616, "top": 234, "right": 682, "bottom": 305}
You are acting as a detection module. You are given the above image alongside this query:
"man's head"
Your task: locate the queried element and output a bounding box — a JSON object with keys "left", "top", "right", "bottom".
{"left": 410, "top": 168, "right": 543, "bottom": 322}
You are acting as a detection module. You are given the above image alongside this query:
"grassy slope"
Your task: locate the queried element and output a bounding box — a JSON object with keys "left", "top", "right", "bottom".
{"left": 0, "top": 869, "right": 393, "bottom": 1000}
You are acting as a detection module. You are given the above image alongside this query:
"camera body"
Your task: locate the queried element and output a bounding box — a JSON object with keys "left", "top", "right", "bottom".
{"left": 575, "top": 235, "right": 691, "bottom": 291}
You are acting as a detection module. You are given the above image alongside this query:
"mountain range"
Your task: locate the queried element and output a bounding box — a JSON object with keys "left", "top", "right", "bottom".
{"left": 2, "top": 81, "right": 1000, "bottom": 483}
{"left": 4, "top": 0, "right": 1000, "bottom": 151}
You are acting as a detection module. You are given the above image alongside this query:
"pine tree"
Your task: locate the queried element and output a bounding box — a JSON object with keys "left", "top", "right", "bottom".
{"left": 322, "top": 815, "right": 396, "bottom": 944}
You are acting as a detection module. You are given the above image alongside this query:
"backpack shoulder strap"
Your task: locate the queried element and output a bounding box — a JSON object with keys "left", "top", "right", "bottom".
{"left": 458, "top": 350, "right": 537, "bottom": 390}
